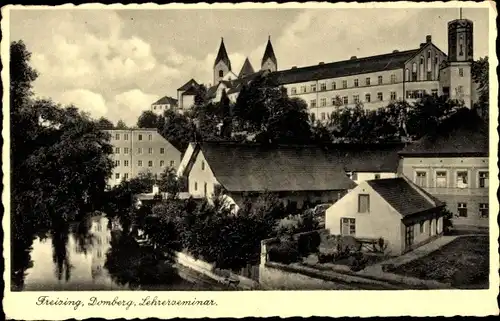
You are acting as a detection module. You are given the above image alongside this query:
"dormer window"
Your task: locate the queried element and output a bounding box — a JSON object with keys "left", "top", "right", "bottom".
{"left": 219, "top": 70, "right": 223, "bottom": 77}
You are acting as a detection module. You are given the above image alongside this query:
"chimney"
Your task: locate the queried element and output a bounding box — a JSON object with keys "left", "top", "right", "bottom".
{"left": 350, "top": 56, "right": 357, "bottom": 60}
{"left": 319, "top": 62, "right": 324, "bottom": 65}
{"left": 393, "top": 50, "right": 399, "bottom": 53}
{"left": 426, "top": 35, "right": 432, "bottom": 43}
{"left": 420, "top": 43, "right": 425, "bottom": 48}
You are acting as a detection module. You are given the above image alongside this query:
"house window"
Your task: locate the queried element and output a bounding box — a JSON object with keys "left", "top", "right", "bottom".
{"left": 301, "top": 86, "right": 306, "bottom": 93}
{"left": 479, "top": 171, "right": 489, "bottom": 188}
{"left": 365, "top": 77, "right": 371, "bottom": 86}
{"left": 310, "top": 99, "right": 317, "bottom": 108}
{"left": 194, "top": 182, "right": 198, "bottom": 191}
{"left": 160, "top": 160, "right": 165, "bottom": 167}
{"left": 377, "top": 92, "right": 383, "bottom": 101}
{"left": 115, "top": 147, "right": 120, "bottom": 154}
{"left": 331, "top": 97, "right": 339, "bottom": 107}
{"left": 148, "top": 148, "right": 153, "bottom": 154}
{"left": 160, "top": 148, "right": 165, "bottom": 154}
{"left": 341, "top": 218, "right": 356, "bottom": 236}
{"left": 405, "top": 69, "right": 410, "bottom": 81}
{"left": 204, "top": 183, "right": 207, "bottom": 196}
{"left": 415, "top": 171, "right": 427, "bottom": 187}
{"left": 201, "top": 161, "right": 205, "bottom": 171}
{"left": 456, "top": 171, "right": 468, "bottom": 188}
{"left": 412, "top": 63, "right": 417, "bottom": 81}
{"left": 124, "top": 173, "right": 129, "bottom": 180}
{"left": 431, "top": 89, "right": 438, "bottom": 97}
{"left": 115, "top": 160, "right": 120, "bottom": 166}
{"left": 332, "top": 82, "right": 336, "bottom": 90}
{"left": 342, "top": 80, "right": 347, "bottom": 89}
{"left": 137, "top": 148, "right": 142, "bottom": 154}
{"left": 427, "top": 71, "right": 432, "bottom": 80}
{"left": 354, "top": 79, "right": 359, "bottom": 87}
{"left": 124, "top": 134, "right": 129, "bottom": 140}
{"left": 457, "top": 202, "right": 468, "bottom": 217}
{"left": 405, "top": 225, "right": 415, "bottom": 247}
{"left": 365, "top": 93, "right": 371, "bottom": 103}
{"left": 115, "top": 173, "right": 120, "bottom": 180}
{"left": 138, "top": 160, "right": 143, "bottom": 167}
{"left": 415, "top": 89, "right": 425, "bottom": 98}
{"left": 390, "top": 74, "right": 396, "bottom": 84}
{"left": 148, "top": 134, "right": 152, "bottom": 141}
{"left": 390, "top": 92, "right": 397, "bottom": 101}
{"left": 311, "top": 84, "right": 317, "bottom": 92}
{"left": 358, "top": 194, "right": 370, "bottom": 213}
{"left": 320, "top": 98, "right": 326, "bottom": 107}
{"left": 377, "top": 76, "right": 383, "bottom": 85}
{"left": 219, "top": 70, "right": 223, "bottom": 77}
{"left": 320, "top": 83, "right": 327, "bottom": 91}
{"left": 353, "top": 95, "right": 360, "bottom": 104}
{"left": 479, "top": 203, "right": 488, "bottom": 218}
{"left": 148, "top": 160, "right": 153, "bottom": 167}
{"left": 457, "top": 85, "right": 463, "bottom": 94}
{"left": 419, "top": 222, "right": 425, "bottom": 234}
{"left": 138, "top": 134, "right": 143, "bottom": 141}
{"left": 436, "top": 171, "right": 447, "bottom": 188}
{"left": 342, "top": 96, "right": 348, "bottom": 105}
{"left": 124, "top": 160, "right": 129, "bottom": 167}
{"left": 459, "top": 68, "right": 464, "bottom": 77}
{"left": 170, "top": 160, "right": 175, "bottom": 167}
{"left": 291, "top": 87, "right": 297, "bottom": 95}
{"left": 115, "top": 133, "right": 120, "bottom": 140}
{"left": 124, "top": 147, "right": 129, "bottom": 154}
{"left": 321, "top": 112, "right": 326, "bottom": 120}
{"left": 374, "top": 174, "right": 381, "bottom": 180}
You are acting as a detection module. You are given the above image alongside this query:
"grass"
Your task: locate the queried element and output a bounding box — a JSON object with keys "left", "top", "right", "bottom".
{"left": 388, "top": 236, "right": 489, "bottom": 289}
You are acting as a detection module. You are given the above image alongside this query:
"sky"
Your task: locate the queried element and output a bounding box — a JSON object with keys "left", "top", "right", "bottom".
{"left": 9, "top": 6, "right": 490, "bottom": 126}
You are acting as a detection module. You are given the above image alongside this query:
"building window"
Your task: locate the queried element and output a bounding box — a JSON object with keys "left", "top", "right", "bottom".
{"left": 390, "top": 74, "right": 396, "bottom": 84}
{"left": 436, "top": 171, "right": 447, "bottom": 188}
{"left": 194, "top": 182, "right": 198, "bottom": 191}
{"left": 332, "top": 82, "right": 336, "bottom": 90}
{"left": 170, "top": 160, "right": 175, "bottom": 167}
{"left": 148, "top": 160, "right": 153, "bottom": 167}
{"left": 374, "top": 174, "right": 381, "bottom": 180}
{"left": 365, "top": 93, "right": 371, "bottom": 103}
{"left": 415, "top": 90, "right": 425, "bottom": 99}
{"left": 115, "top": 133, "right": 120, "bottom": 140}
{"left": 115, "top": 147, "right": 120, "bottom": 154}
{"left": 415, "top": 171, "right": 427, "bottom": 187}
{"left": 479, "top": 171, "right": 489, "bottom": 188}
{"left": 342, "top": 80, "right": 347, "bottom": 89}
{"left": 124, "top": 134, "right": 129, "bottom": 140}
{"left": 412, "top": 63, "right": 417, "bottom": 81}
{"left": 148, "top": 147, "right": 153, "bottom": 154}
{"left": 341, "top": 218, "right": 356, "bottom": 236}
{"left": 311, "top": 84, "right": 317, "bottom": 92}
{"left": 160, "top": 148, "right": 165, "bottom": 154}
{"left": 358, "top": 194, "right": 370, "bottom": 213}
{"left": 138, "top": 134, "right": 143, "bottom": 141}
{"left": 457, "top": 85, "right": 463, "bottom": 94}
{"left": 291, "top": 87, "right": 297, "bottom": 95}
{"left": 148, "top": 134, "right": 152, "bottom": 141}
{"left": 456, "top": 171, "right": 468, "bottom": 188}
{"left": 354, "top": 79, "right": 359, "bottom": 87}
{"left": 365, "top": 77, "right": 370, "bottom": 86}
{"left": 301, "top": 86, "right": 306, "bottom": 93}
{"left": 320, "top": 98, "right": 326, "bottom": 107}
{"left": 320, "top": 83, "right": 327, "bottom": 91}
{"left": 479, "top": 203, "right": 488, "bottom": 218}
{"left": 115, "top": 160, "right": 120, "bottom": 166}
{"left": 115, "top": 173, "right": 120, "bottom": 180}
{"left": 427, "top": 71, "right": 432, "bottom": 81}
{"left": 124, "top": 173, "right": 129, "bottom": 180}
{"left": 138, "top": 160, "right": 143, "bottom": 167}
{"left": 204, "top": 183, "right": 207, "bottom": 196}
{"left": 457, "top": 202, "right": 468, "bottom": 217}
{"left": 124, "top": 147, "right": 129, "bottom": 154}
{"left": 377, "top": 92, "right": 383, "bottom": 101}
{"left": 201, "top": 161, "right": 205, "bottom": 170}
{"left": 431, "top": 89, "right": 438, "bottom": 97}
{"left": 321, "top": 112, "right": 326, "bottom": 120}
{"left": 406, "top": 90, "right": 414, "bottom": 99}
{"left": 342, "top": 96, "right": 348, "bottom": 105}
{"left": 310, "top": 99, "right": 317, "bottom": 108}
{"left": 124, "top": 160, "right": 129, "bottom": 167}
{"left": 405, "top": 225, "right": 415, "bottom": 247}
{"left": 377, "top": 75, "right": 383, "bottom": 85}
{"left": 353, "top": 95, "right": 360, "bottom": 104}
{"left": 419, "top": 56, "right": 425, "bottom": 80}
{"left": 219, "top": 70, "right": 223, "bottom": 77}
{"left": 390, "top": 92, "right": 397, "bottom": 101}
{"left": 310, "top": 113, "right": 316, "bottom": 123}
{"left": 160, "top": 160, "right": 165, "bottom": 167}
{"left": 137, "top": 148, "right": 142, "bottom": 154}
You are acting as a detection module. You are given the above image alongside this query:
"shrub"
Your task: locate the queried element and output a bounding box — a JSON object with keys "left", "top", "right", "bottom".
{"left": 318, "top": 253, "right": 336, "bottom": 264}
{"left": 347, "top": 252, "right": 369, "bottom": 272}
{"left": 268, "top": 240, "right": 300, "bottom": 264}
{"left": 296, "top": 231, "right": 321, "bottom": 257}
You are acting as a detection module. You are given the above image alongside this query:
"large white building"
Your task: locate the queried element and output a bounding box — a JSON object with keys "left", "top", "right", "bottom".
{"left": 170, "top": 16, "right": 477, "bottom": 121}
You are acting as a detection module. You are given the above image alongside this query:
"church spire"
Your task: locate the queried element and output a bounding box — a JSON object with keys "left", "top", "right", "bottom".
{"left": 261, "top": 35, "right": 277, "bottom": 71}
{"left": 238, "top": 57, "right": 255, "bottom": 78}
{"left": 214, "top": 37, "right": 232, "bottom": 70}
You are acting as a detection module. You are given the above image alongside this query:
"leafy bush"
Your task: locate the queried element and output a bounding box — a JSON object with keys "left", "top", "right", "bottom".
{"left": 296, "top": 231, "right": 321, "bottom": 257}
{"left": 441, "top": 207, "right": 454, "bottom": 235}
{"left": 347, "top": 252, "right": 369, "bottom": 272}
{"left": 268, "top": 240, "right": 300, "bottom": 264}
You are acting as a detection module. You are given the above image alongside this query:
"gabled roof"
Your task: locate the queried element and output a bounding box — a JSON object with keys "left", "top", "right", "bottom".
{"left": 261, "top": 36, "right": 277, "bottom": 66}
{"left": 226, "top": 70, "right": 267, "bottom": 94}
{"left": 367, "top": 178, "right": 444, "bottom": 217}
{"left": 187, "top": 142, "right": 356, "bottom": 192}
{"left": 272, "top": 48, "right": 420, "bottom": 85}
{"left": 177, "top": 78, "right": 199, "bottom": 91}
{"left": 152, "top": 95, "right": 178, "bottom": 106}
{"left": 182, "top": 86, "right": 199, "bottom": 96}
{"left": 239, "top": 58, "right": 255, "bottom": 78}
{"left": 214, "top": 38, "right": 232, "bottom": 70}
{"left": 399, "top": 109, "right": 489, "bottom": 157}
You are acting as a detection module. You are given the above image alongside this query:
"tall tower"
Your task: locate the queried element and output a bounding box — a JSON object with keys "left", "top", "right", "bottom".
{"left": 440, "top": 9, "right": 474, "bottom": 108}
{"left": 261, "top": 36, "right": 278, "bottom": 72}
{"left": 213, "top": 38, "right": 232, "bottom": 85}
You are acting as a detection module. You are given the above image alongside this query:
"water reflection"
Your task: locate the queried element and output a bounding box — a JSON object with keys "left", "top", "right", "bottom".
{"left": 18, "top": 214, "right": 202, "bottom": 291}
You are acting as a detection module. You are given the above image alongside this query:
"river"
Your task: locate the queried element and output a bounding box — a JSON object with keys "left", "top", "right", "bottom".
{"left": 16, "top": 215, "right": 231, "bottom": 291}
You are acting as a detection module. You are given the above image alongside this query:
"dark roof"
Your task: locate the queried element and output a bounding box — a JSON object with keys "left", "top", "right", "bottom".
{"left": 262, "top": 36, "right": 277, "bottom": 67}
{"left": 239, "top": 58, "right": 255, "bottom": 78}
{"left": 226, "top": 70, "right": 267, "bottom": 94}
{"left": 182, "top": 86, "right": 199, "bottom": 96}
{"left": 196, "top": 142, "right": 356, "bottom": 192}
{"left": 206, "top": 85, "right": 218, "bottom": 99}
{"left": 152, "top": 96, "right": 178, "bottom": 106}
{"left": 399, "top": 110, "right": 489, "bottom": 157}
{"left": 325, "top": 143, "right": 406, "bottom": 172}
{"left": 367, "top": 178, "right": 444, "bottom": 217}
{"left": 214, "top": 38, "right": 232, "bottom": 70}
{"left": 177, "top": 78, "right": 199, "bottom": 91}
{"left": 272, "top": 48, "right": 420, "bottom": 85}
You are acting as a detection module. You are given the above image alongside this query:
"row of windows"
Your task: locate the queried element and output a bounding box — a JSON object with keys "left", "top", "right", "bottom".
{"left": 309, "top": 91, "right": 396, "bottom": 108}
{"left": 457, "top": 202, "right": 489, "bottom": 218}
{"left": 405, "top": 51, "right": 441, "bottom": 82}
{"left": 113, "top": 133, "right": 153, "bottom": 141}
{"left": 415, "top": 170, "right": 489, "bottom": 188}
{"left": 115, "top": 147, "right": 167, "bottom": 155}
{"left": 406, "top": 89, "right": 438, "bottom": 99}
{"left": 289, "top": 75, "right": 396, "bottom": 95}
{"left": 114, "top": 159, "right": 175, "bottom": 168}
{"left": 193, "top": 181, "right": 208, "bottom": 196}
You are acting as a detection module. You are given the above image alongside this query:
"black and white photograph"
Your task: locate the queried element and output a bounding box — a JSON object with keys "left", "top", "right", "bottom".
{"left": 2, "top": 2, "right": 498, "bottom": 319}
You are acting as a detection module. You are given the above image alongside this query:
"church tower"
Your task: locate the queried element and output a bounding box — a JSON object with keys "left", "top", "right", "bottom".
{"left": 440, "top": 9, "right": 474, "bottom": 108}
{"left": 261, "top": 36, "right": 277, "bottom": 72}
{"left": 213, "top": 38, "right": 232, "bottom": 84}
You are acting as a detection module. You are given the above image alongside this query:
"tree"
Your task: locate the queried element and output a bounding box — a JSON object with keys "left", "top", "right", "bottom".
{"left": 471, "top": 56, "right": 489, "bottom": 121}
{"left": 159, "top": 109, "right": 200, "bottom": 152}
{"left": 157, "top": 166, "right": 187, "bottom": 197}
{"left": 115, "top": 120, "right": 128, "bottom": 129}
{"left": 137, "top": 111, "right": 159, "bottom": 128}
{"left": 96, "top": 117, "right": 114, "bottom": 130}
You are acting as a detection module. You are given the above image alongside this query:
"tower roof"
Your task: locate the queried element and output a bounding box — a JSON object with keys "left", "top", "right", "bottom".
{"left": 261, "top": 36, "right": 277, "bottom": 66}
{"left": 214, "top": 37, "right": 232, "bottom": 70}
{"left": 238, "top": 58, "right": 255, "bottom": 78}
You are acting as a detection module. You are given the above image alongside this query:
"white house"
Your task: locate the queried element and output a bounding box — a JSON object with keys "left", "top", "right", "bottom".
{"left": 325, "top": 176, "right": 446, "bottom": 256}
